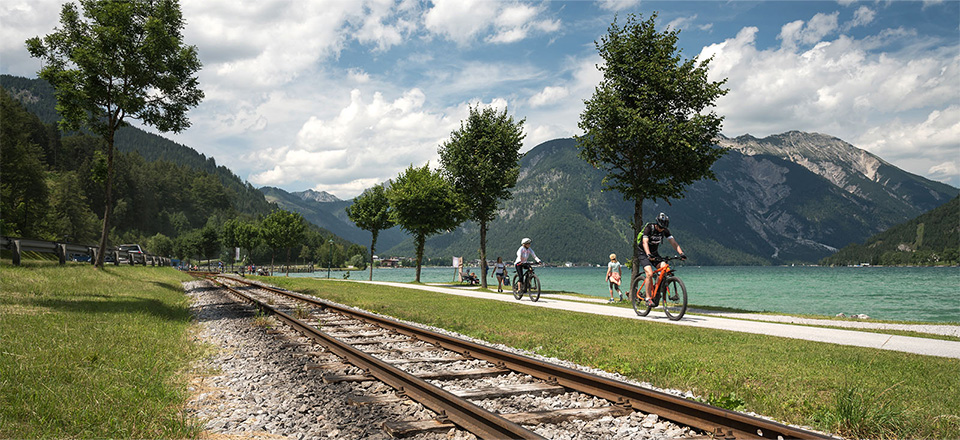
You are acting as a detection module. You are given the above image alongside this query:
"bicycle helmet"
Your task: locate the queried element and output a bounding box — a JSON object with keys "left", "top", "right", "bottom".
{"left": 521, "top": 237, "right": 532, "bottom": 245}
{"left": 656, "top": 212, "right": 670, "bottom": 228}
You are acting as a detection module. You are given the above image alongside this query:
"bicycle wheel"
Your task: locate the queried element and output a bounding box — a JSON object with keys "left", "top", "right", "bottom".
{"left": 661, "top": 276, "right": 687, "bottom": 321}
{"left": 630, "top": 274, "right": 651, "bottom": 316}
{"left": 512, "top": 274, "right": 523, "bottom": 300}
{"left": 527, "top": 274, "right": 541, "bottom": 302}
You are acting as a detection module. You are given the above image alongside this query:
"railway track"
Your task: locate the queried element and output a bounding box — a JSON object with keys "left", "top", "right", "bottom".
{"left": 201, "top": 274, "right": 831, "bottom": 440}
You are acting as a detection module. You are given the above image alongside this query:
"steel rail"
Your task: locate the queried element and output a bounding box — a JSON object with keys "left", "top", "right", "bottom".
{"left": 208, "top": 277, "right": 544, "bottom": 440}
{"left": 224, "top": 275, "right": 832, "bottom": 440}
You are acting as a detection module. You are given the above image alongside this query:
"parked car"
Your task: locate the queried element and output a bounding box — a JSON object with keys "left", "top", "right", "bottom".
{"left": 118, "top": 244, "right": 145, "bottom": 265}
{"left": 69, "top": 253, "right": 91, "bottom": 262}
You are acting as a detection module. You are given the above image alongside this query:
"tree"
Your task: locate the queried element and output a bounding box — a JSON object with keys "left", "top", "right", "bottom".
{"left": 236, "top": 221, "right": 261, "bottom": 263}
{"left": 47, "top": 171, "right": 100, "bottom": 243}
{"left": 576, "top": 13, "right": 727, "bottom": 280}
{"left": 439, "top": 106, "right": 525, "bottom": 289}
{"left": 27, "top": 0, "right": 203, "bottom": 268}
{"left": 345, "top": 184, "right": 393, "bottom": 281}
{"left": 387, "top": 164, "right": 465, "bottom": 282}
{"left": 260, "top": 209, "right": 306, "bottom": 276}
{"left": 298, "top": 244, "right": 312, "bottom": 266}
{"left": 197, "top": 224, "right": 220, "bottom": 261}
{"left": 146, "top": 233, "right": 174, "bottom": 257}
{"left": 0, "top": 89, "right": 50, "bottom": 239}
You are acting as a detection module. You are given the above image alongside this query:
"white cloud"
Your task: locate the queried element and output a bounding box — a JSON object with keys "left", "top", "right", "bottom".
{"left": 348, "top": 68, "right": 371, "bottom": 83}
{"left": 0, "top": 0, "right": 70, "bottom": 75}
{"left": 246, "top": 88, "right": 515, "bottom": 197}
{"left": 856, "top": 105, "right": 960, "bottom": 162}
{"left": 423, "top": 0, "right": 560, "bottom": 46}
{"left": 665, "top": 14, "right": 713, "bottom": 33}
{"left": 595, "top": 0, "right": 641, "bottom": 12}
{"left": 423, "top": 0, "right": 500, "bottom": 45}
{"left": 528, "top": 86, "right": 570, "bottom": 107}
{"left": 779, "top": 12, "right": 839, "bottom": 49}
{"left": 846, "top": 6, "right": 876, "bottom": 30}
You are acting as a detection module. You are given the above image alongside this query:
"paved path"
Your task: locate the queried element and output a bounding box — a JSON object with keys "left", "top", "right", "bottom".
{"left": 353, "top": 280, "right": 960, "bottom": 360}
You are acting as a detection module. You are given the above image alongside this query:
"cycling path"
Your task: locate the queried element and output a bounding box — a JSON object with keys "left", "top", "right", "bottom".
{"left": 353, "top": 280, "right": 960, "bottom": 360}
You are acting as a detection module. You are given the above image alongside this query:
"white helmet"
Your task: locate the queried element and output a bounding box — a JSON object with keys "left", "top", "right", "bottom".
{"left": 521, "top": 237, "right": 532, "bottom": 245}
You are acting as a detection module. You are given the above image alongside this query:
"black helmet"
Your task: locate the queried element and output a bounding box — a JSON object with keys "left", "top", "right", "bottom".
{"left": 656, "top": 213, "right": 669, "bottom": 228}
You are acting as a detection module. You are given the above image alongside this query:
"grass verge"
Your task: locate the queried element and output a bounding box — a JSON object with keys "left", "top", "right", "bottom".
{"left": 0, "top": 262, "right": 200, "bottom": 438}
{"left": 263, "top": 276, "right": 960, "bottom": 439}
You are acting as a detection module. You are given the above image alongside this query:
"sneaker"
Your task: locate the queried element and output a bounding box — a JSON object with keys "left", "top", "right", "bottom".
{"left": 608, "top": 298, "right": 615, "bottom": 303}
{"left": 618, "top": 294, "right": 625, "bottom": 302}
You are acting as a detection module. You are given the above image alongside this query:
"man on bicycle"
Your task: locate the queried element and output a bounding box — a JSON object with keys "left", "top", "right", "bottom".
{"left": 638, "top": 213, "right": 686, "bottom": 306}
{"left": 515, "top": 238, "right": 542, "bottom": 292}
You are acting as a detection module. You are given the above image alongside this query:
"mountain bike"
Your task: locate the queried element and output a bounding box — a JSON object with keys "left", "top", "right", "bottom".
{"left": 512, "top": 262, "right": 541, "bottom": 302}
{"left": 630, "top": 255, "right": 687, "bottom": 320}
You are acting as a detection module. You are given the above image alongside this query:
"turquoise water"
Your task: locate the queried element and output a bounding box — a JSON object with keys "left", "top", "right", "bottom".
{"left": 294, "top": 266, "right": 960, "bottom": 323}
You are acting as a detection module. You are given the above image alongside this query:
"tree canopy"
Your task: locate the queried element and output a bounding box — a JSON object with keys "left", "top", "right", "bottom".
{"left": 439, "top": 106, "right": 525, "bottom": 288}
{"left": 26, "top": 0, "right": 203, "bottom": 267}
{"left": 260, "top": 209, "right": 307, "bottom": 275}
{"left": 346, "top": 183, "right": 393, "bottom": 280}
{"left": 387, "top": 164, "right": 465, "bottom": 282}
{"left": 576, "top": 12, "right": 727, "bottom": 276}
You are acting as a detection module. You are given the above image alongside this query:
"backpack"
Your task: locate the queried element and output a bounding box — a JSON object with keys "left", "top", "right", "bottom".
{"left": 636, "top": 222, "right": 654, "bottom": 245}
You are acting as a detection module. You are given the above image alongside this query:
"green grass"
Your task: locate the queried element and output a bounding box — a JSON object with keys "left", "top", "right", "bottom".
{"left": 266, "top": 276, "right": 960, "bottom": 439}
{"left": 0, "top": 263, "right": 201, "bottom": 439}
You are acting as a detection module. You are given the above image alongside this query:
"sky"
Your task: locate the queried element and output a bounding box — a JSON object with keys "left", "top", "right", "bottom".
{"left": 2, "top": 0, "right": 958, "bottom": 198}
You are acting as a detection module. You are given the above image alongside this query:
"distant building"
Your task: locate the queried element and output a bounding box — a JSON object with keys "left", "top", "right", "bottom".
{"left": 380, "top": 258, "right": 400, "bottom": 268}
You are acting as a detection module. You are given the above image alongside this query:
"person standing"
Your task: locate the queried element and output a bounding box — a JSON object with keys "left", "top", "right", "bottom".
{"left": 606, "top": 253, "right": 623, "bottom": 302}
{"left": 492, "top": 257, "right": 507, "bottom": 292}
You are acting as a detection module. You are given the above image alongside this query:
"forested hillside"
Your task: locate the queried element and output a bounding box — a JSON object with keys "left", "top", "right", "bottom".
{"left": 1, "top": 76, "right": 364, "bottom": 267}
{"left": 820, "top": 196, "right": 959, "bottom": 266}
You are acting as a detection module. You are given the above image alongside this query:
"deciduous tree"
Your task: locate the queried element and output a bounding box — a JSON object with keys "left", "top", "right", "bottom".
{"left": 27, "top": 0, "right": 203, "bottom": 268}
{"left": 345, "top": 183, "right": 393, "bottom": 280}
{"left": 577, "top": 13, "right": 727, "bottom": 280}
{"left": 387, "top": 164, "right": 465, "bottom": 282}
{"left": 260, "top": 210, "right": 306, "bottom": 276}
{"left": 439, "top": 106, "right": 525, "bottom": 288}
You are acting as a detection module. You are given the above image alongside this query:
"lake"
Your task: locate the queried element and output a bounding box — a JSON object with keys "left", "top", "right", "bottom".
{"left": 293, "top": 265, "right": 960, "bottom": 323}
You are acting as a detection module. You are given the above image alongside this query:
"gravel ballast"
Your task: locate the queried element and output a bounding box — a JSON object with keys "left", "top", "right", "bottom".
{"left": 182, "top": 280, "right": 720, "bottom": 439}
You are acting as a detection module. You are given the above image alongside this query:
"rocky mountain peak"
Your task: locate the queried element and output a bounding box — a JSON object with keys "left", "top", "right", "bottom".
{"left": 296, "top": 189, "right": 340, "bottom": 203}
{"left": 719, "top": 131, "right": 890, "bottom": 197}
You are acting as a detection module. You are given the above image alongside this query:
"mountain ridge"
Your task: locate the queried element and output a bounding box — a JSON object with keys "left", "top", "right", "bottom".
{"left": 267, "top": 133, "right": 956, "bottom": 265}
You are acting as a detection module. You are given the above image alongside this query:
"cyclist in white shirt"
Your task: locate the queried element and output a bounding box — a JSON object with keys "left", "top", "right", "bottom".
{"left": 514, "top": 238, "right": 542, "bottom": 292}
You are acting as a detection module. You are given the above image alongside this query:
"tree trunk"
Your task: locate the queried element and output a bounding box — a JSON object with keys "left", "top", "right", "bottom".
{"left": 286, "top": 247, "right": 291, "bottom": 276}
{"left": 632, "top": 198, "right": 644, "bottom": 298}
{"left": 479, "top": 219, "right": 488, "bottom": 289}
{"left": 94, "top": 133, "right": 115, "bottom": 269}
{"left": 369, "top": 230, "right": 379, "bottom": 281}
{"left": 414, "top": 234, "right": 425, "bottom": 282}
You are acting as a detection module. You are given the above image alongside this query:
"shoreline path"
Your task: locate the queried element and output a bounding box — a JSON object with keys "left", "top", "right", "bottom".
{"left": 350, "top": 280, "right": 960, "bottom": 360}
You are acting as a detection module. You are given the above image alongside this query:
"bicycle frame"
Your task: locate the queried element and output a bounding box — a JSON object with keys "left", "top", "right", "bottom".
{"left": 636, "top": 261, "right": 672, "bottom": 301}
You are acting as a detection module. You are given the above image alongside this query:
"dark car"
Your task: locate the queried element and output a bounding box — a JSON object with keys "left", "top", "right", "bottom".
{"left": 118, "top": 244, "right": 145, "bottom": 265}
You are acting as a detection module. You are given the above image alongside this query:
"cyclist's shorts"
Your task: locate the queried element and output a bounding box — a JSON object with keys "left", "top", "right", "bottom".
{"left": 638, "top": 254, "right": 663, "bottom": 269}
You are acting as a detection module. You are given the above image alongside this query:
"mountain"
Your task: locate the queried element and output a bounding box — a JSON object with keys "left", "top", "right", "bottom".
{"left": 1, "top": 74, "right": 277, "bottom": 220}
{"left": 380, "top": 135, "right": 957, "bottom": 265}
{"left": 719, "top": 131, "right": 956, "bottom": 217}
{"left": 296, "top": 189, "right": 341, "bottom": 203}
{"left": 820, "top": 195, "right": 959, "bottom": 266}
{"left": 259, "top": 186, "right": 407, "bottom": 252}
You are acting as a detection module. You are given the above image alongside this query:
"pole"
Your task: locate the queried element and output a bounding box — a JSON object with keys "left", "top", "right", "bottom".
{"left": 328, "top": 239, "right": 333, "bottom": 278}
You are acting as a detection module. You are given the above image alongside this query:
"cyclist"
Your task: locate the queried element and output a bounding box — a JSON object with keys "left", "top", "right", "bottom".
{"left": 638, "top": 213, "right": 686, "bottom": 306}
{"left": 514, "top": 238, "right": 542, "bottom": 292}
